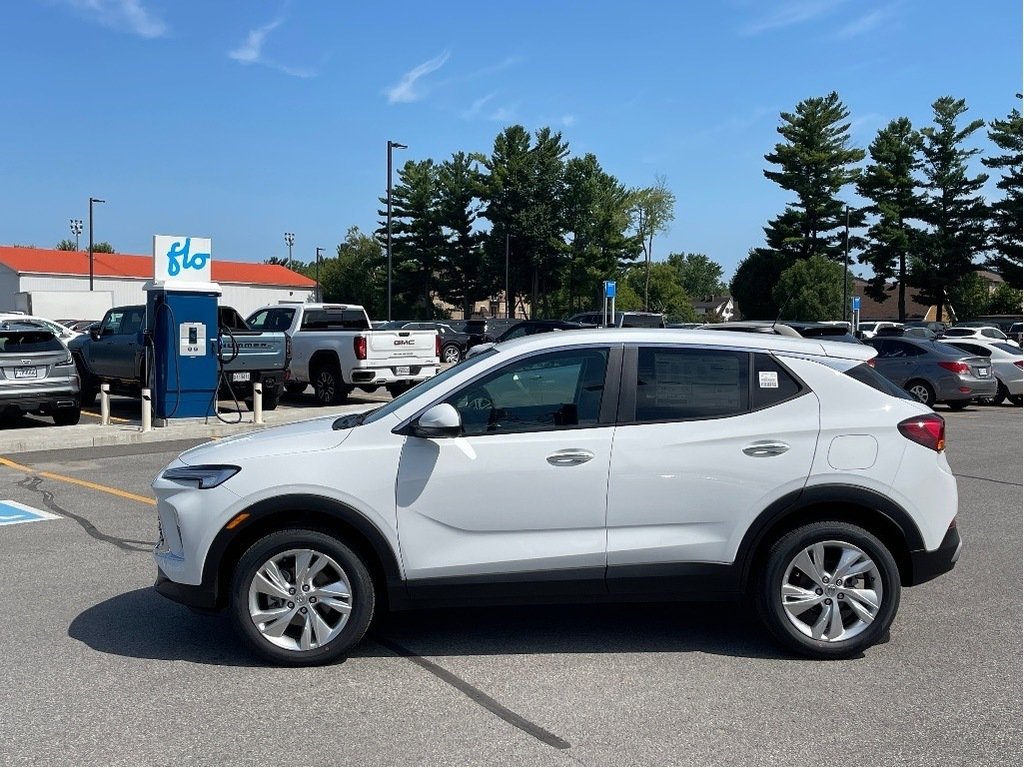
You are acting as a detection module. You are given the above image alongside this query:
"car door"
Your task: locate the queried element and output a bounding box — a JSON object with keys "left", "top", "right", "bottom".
{"left": 395, "top": 345, "right": 619, "bottom": 599}
{"left": 605, "top": 345, "right": 819, "bottom": 595}
{"left": 89, "top": 308, "right": 127, "bottom": 377}
{"left": 869, "top": 339, "right": 918, "bottom": 386}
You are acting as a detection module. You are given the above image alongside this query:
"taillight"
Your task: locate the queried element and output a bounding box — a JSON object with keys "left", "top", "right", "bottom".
{"left": 898, "top": 413, "right": 946, "bottom": 452}
{"left": 354, "top": 336, "right": 367, "bottom": 360}
{"left": 937, "top": 361, "right": 970, "bottom": 375}
{"left": 866, "top": 358, "right": 876, "bottom": 368}
{"left": 1015, "top": 361, "right": 1023, "bottom": 370}
{"left": 285, "top": 335, "right": 292, "bottom": 365}
{"left": 435, "top": 332, "right": 441, "bottom": 359}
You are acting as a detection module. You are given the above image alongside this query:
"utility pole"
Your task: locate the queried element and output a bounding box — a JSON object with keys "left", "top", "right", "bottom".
{"left": 88, "top": 197, "right": 105, "bottom": 291}
{"left": 284, "top": 232, "right": 295, "bottom": 271}
{"left": 505, "top": 233, "right": 511, "bottom": 319}
{"left": 70, "top": 218, "right": 83, "bottom": 251}
{"left": 386, "top": 139, "right": 408, "bottom": 321}
{"left": 315, "top": 247, "right": 324, "bottom": 302}
{"left": 843, "top": 204, "right": 850, "bottom": 323}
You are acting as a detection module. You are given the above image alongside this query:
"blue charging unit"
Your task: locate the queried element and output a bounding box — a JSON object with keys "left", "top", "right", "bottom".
{"left": 144, "top": 281, "right": 221, "bottom": 420}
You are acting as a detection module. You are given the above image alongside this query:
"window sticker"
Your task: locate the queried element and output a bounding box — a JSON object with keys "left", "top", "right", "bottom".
{"left": 758, "top": 371, "right": 779, "bottom": 389}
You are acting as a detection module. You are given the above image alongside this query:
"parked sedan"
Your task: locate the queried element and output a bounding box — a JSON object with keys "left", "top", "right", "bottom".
{"left": 863, "top": 337, "right": 998, "bottom": 409}
{"left": 0, "top": 323, "right": 81, "bottom": 425}
{"left": 399, "top": 322, "right": 471, "bottom": 364}
{"left": 943, "top": 339, "right": 1023, "bottom": 406}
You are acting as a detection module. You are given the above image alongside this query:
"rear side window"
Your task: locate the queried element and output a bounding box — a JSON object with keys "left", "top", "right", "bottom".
{"left": 843, "top": 363, "right": 914, "bottom": 400}
{"left": 0, "top": 330, "right": 64, "bottom": 353}
{"left": 752, "top": 354, "right": 805, "bottom": 409}
{"left": 635, "top": 347, "right": 749, "bottom": 422}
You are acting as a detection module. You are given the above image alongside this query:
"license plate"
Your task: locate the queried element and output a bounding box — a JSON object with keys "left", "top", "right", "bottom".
{"left": 14, "top": 367, "right": 38, "bottom": 379}
{"left": 978, "top": 367, "right": 988, "bottom": 377}
{"left": 395, "top": 366, "right": 410, "bottom": 376}
{"left": 232, "top": 371, "right": 250, "bottom": 382}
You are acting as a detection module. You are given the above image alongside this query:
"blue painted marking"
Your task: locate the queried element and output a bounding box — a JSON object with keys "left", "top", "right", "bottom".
{"left": 0, "top": 500, "right": 60, "bottom": 526}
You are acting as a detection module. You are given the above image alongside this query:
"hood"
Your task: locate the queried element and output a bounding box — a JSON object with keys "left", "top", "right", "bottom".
{"left": 180, "top": 415, "right": 351, "bottom": 465}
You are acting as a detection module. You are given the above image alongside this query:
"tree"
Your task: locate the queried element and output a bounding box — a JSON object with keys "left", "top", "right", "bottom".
{"left": 911, "top": 97, "right": 989, "bottom": 322}
{"left": 982, "top": 106, "right": 1022, "bottom": 288}
{"left": 55, "top": 239, "right": 77, "bottom": 251}
{"left": 763, "top": 92, "right": 865, "bottom": 264}
{"left": 629, "top": 176, "right": 676, "bottom": 309}
{"left": 321, "top": 227, "right": 386, "bottom": 316}
{"left": 856, "top": 118, "right": 925, "bottom": 321}
{"left": 730, "top": 249, "right": 789, "bottom": 319}
{"left": 666, "top": 252, "right": 727, "bottom": 299}
{"left": 621, "top": 262, "right": 697, "bottom": 321}
{"left": 435, "top": 152, "right": 492, "bottom": 317}
{"left": 947, "top": 271, "right": 994, "bottom": 320}
{"left": 263, "top": 256, "right": 291, "bottom": 266}
{"left": 91, "top": 242, "right": 115, "bottom": 253}
{"left": 772, "top": 254, "right": 854, "bottom": 321}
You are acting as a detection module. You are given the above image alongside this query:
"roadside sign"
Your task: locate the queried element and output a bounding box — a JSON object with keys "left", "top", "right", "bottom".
{"left": 852, "top": 296, "right": 861, "bottom": 311}
{"left": 154, "top": 234, "right": 213, "bottom": 283}
{"left": 0, "top": 500, "right": 61, "bottom": 526}
{"left": 604, "top": 280, "right": 617, "bottom": 298}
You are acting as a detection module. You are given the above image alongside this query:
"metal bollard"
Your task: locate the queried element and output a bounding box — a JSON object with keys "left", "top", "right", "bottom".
{"left": 141, "top": 388, "right": 152, "bottom": 432}
{"left": 253, "top": 382, "right": 264, "bottom": 425}
{"left": 100, "top": 383, "right": 110, "bottom": 426}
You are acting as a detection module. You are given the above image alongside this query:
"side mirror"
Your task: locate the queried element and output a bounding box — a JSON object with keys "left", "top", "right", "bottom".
{"left": 90, "top": 327, "right": 101, "bottom": 341}
{"left": 411, "top": 403, "right": 462, "bottom": 438}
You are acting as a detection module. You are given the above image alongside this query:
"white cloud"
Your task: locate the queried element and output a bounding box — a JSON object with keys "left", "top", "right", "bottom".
{"left": 65, "top": 0, "right": 167, "bottom": 38}
{"left": 228, "top": 17, "right": 317, "bottom": 78}
{"left": 740, "top": 0, "right": 846, "bottom": 36}
{"left": 837, "top": 8, "right": 894, "bottom": 38}
{"left": 385, "top": 51, "right": 451, "bottom": 104}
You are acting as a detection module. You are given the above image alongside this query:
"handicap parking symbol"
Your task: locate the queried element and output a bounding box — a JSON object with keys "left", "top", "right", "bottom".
{"left": 0, "top": 500, "right": 61, "bottom": 526}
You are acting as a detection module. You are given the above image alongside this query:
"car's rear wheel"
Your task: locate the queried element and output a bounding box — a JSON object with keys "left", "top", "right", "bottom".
{"left": 757, "top": 521, "right": 901, "bottom": 659}
{"left": 946, "top": 400, "right": 970, "bottom": 411}
{"left": 231, "top": 529, "right": 375, "bottom": 666}
{"left": 904, "top": 379, "right": 936, "bottom": 407}
{"left": 312, "top": 364, "right": 348, "bottom": 405}
{"left": 980, "top": 382, "right": 1008, "bottom": 406}
{"left": 284, "top": 382, "right": 307, "bottom": 397}
{"left": 53, "top": 407, "right": 81, "bottom": 426}
{"left": 441, "top": 343, "right": 462, "bottom": 364}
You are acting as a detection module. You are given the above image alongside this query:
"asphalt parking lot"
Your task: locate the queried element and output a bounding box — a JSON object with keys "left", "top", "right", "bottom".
{"left": 0, "top": 400, "right": 1020, "bottom": 765}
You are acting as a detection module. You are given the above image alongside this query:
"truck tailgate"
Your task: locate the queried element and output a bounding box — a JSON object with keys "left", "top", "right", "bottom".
{"left": 365, "top": 330, "right": 437, "bottom": 363}
{"left": 221, "top": 331, "right": 288, "bottom": 371}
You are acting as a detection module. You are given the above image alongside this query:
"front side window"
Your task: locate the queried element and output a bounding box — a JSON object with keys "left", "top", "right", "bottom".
{"left": 446, "top": 348, "right": 609, "bottom": 436}
{"left": 635, "top": 347, "right": 749, "bottom": 422}
{"left": 247, "top": 308, "right": 295, "bottom": 332}
{"left": 101, "top": 310, "right": 125, "bottom": 336}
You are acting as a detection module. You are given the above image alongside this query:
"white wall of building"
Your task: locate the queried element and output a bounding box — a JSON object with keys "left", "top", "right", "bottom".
{"left": 1, "top": 271, "right": 314, "bottom": 318}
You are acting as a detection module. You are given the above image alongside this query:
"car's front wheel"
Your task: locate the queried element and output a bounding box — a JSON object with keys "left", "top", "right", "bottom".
{"left": 231, "top": 529, "right": 375, "bottom": 666}
{"left": 757, "top": 521, "right": 901, "bottom": 659}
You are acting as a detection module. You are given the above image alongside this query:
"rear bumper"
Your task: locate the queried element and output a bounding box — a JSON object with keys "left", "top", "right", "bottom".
{"left": 0, "top": 386, "right": 80, "bottom": 413}
{"left": 349, "top": 364, "right": 438, "bottom": 385}
{"left": 908, "top": 524, "right": 962, "bottom": 586}
{"left": 218, "top": 370, "right": 284, "bottom": 397}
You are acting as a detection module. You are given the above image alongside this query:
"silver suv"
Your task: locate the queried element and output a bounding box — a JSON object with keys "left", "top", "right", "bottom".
{"left": 0, "top": 322, "right": 81, "bottom": 425}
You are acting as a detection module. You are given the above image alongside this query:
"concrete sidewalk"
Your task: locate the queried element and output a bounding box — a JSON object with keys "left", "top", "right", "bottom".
{"left": 0, "top": 397, "right": 386, "bottom": 455}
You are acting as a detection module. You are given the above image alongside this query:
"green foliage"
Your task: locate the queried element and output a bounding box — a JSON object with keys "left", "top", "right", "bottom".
{"left": 666, "top": 252, "right": 727, "bottom": 299}
{"left": 629, "top": 176, "right": 676, "bottom": 309}
{"left": 621, "top": 262, "right": 697, "bottom": 321}
{"left": 982, "top": 107, "right": 1023, "bottom": 288}
{"left": 947, "top": 272, "right": 994, "bottom": 320}
{"left": 90, "top": 242, "right": 115, "bottom": 253}
{"left": 55, "top": 239, "right": 78, "bottom": 251}
{"left": 987, "top": 282, "right": 1023, "bottom": 315}
{"left": 435, "top": 152, "right": 492, "bottom": 317}
{"left": 910, "top": 97, "right": 989, "bottom": 322}
{"left": 321, "top": 227, "right": 386, "bottom": 316}
{"left": 772, "top": 254, "right": 854, "bottom": 321}
{"left": 763, "top": 92, "right": 865, "bottom": 264}
{"left": 856, "top": 117, "right": 925, "bottom": 320}
{"left": 730, "top": 249, "right": 788, "bottom": 319}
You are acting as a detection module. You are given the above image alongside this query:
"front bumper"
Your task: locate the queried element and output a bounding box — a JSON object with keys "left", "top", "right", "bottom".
{"left": 155, "top": 567, "right": 219, "bottom": 610}
{"left": 908, "top": 524, "right": 962, "bottom": 586}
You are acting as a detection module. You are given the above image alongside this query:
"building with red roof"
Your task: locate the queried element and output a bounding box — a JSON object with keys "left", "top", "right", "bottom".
{"left": 0, "top": 245, "right": 315, "bottom": 317}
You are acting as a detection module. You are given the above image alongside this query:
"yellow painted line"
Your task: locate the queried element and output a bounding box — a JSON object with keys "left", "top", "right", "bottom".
{"left": 80, "top": 410, "right": 132, "bottom": 424}
{"left": 0, "top": 456, "right": 156, "bottom": 506}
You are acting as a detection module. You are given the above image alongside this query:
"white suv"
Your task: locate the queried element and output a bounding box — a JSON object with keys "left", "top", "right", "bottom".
{"left": 152, "top": 330, "right": 961, "bottom": 665}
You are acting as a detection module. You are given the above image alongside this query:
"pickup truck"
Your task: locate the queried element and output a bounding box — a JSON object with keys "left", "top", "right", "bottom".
{"left": 245, "top": 302, "right": 440, "bottom": 404}
{"left": 69, "top": 305, "right": 289, "bottom": 410}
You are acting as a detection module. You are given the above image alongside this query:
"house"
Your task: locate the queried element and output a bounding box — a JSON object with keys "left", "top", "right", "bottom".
{"left": 0, "top": 245, "right": 316, "bottom": 317}
{"left": 693, "top": 295, "right": 735, "bottom": 322}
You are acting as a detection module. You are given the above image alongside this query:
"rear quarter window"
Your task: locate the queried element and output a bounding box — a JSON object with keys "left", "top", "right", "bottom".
{"left": 752, "top": 354, "right": 806, "bottom": 409}
{"left": 843, "top": 363, "right": 914, "bottom": 400}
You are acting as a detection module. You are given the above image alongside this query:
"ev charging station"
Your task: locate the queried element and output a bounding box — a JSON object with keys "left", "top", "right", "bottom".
{"left": 144, "top": 235, "right": 221, "bottom": 421}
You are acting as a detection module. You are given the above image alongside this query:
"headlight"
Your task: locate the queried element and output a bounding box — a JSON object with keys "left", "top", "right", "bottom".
{"left": 162, "top": 465, "right": 240, "bottom": 489}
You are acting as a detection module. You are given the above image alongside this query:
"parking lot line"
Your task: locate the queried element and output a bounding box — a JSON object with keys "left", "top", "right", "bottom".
{"left": 0, "top": 456, "right": 156, "bottom": 506}
{"left": 80, "top": 409, "right": 132, "bottom": 424}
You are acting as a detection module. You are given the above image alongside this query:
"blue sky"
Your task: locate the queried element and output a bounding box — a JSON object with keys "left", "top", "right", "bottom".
{"left": 2, "top": 0, "right": 1020, "bottom": 282}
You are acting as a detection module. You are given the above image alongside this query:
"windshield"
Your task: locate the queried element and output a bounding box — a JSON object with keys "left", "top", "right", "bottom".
{"left": 355, "top": 349, "right": 499, "bottom": 427}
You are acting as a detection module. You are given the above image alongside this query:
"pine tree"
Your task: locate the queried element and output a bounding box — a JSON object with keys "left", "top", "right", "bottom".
{"left": 856, "top": 117, "right": 925, "bottom": 320}
{"left": 911, "top": 97, "right": 989, "bottom": 322}
{"left": 982, "top": 107, "right": 1022, "bottom": 288}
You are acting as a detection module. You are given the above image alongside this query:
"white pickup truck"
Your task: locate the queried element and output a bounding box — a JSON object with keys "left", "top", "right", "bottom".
{"left": 245, "top": 303, "right": 439, "bottom": 404}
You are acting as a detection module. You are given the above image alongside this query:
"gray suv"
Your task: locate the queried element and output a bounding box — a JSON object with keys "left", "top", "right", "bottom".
{"left": 864, "top": 337, "right": 998, "bottom": 409}
{"left": 0, "top": 322, "right": 81, "bottom": 425}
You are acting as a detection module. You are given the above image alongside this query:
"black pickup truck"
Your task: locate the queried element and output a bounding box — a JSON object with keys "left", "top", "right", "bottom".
{"left": 69, "top": 305, "right": 288, "bottom": 410}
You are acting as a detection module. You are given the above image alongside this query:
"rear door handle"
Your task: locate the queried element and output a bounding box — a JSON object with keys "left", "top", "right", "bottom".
{"left": 546, "top": 449, "right": 595, "bottom": 466}
{"left": 742, "top": 440, "right": 790, "bottom": 457}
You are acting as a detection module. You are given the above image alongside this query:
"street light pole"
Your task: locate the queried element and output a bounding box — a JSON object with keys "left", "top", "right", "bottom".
{"left": 843, "top": 204, "right": 850, "bottom": 324}
{"left": 88, "top": 197, "right": 104, "bottom": 291}
{"left": 70, "top": 219, "right": 83, "bottom": 251}
{"left": 505, "top": 233, "right": 511, "bottom": 319}
{"left": 315, "top": 247, "right": 324, "bottom": 302}
{"left": 284, "top": 232, "right": 295, "bottom": 271}
{"left": 386, "top": 139, "right": 407, "bottom": 321}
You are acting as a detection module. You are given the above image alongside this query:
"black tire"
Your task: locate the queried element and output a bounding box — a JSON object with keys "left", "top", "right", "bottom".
{"left": 230, "top": 529, "right": 375, "bottom": 666}
{"left": 904, "top": 379, "right": 936, "bottom": 408}
{"left": 262, "top": 390, "right": 280, "bottom": 411}
{"left": 386, "top": 382, "right": 412, "bottom": 398}
{"left": 312, "top": 364, "right": 348, "bottom": 406}
{"left": 440, "top": 343, "right": 462, "bottom": 364}
{"left": 53, "top": 407, "right": 81, "bottom": 426}
{"left": 946, "top": 400, "right": 970, "bottom": 411}
{"left": 284, "top": 382, "right": 307, "bottom": 397}
{"left": 75, "top": 358, "right": 98, "bottom": 407}
{"left": 1009, "top": 395, "right": 1022, "bottom": 407}
{"left": 981, "top": 382, "right": 1008, "bottom": 406}
{"left": 756, "top": 521, "right": 901, "bottom": 660}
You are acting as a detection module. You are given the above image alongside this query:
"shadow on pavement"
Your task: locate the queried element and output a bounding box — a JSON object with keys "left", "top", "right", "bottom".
{"left": 70, "top": 588, "right": 787, "bottom": 666}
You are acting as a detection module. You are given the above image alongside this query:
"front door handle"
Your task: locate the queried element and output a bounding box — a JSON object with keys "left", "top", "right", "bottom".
{"left": 742, "top": 440, "right": 791, "bottom": 457}
{"left": 546, "top": 449, "right": 595, "bottom": 467}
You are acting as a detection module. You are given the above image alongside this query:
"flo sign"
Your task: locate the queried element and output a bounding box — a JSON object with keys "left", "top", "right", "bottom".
{"left": 153, "top": 235, "right": 212, "bottom": 283}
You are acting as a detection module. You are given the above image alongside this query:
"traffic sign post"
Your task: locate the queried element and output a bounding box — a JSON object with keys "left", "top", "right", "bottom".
{"left": 603, "top": 280, "right": 617, "bottom": 327}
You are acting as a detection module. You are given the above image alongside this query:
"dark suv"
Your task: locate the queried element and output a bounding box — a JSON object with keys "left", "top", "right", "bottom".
{"left": 0, "top": 322, "right": 81, "bottom": 425}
